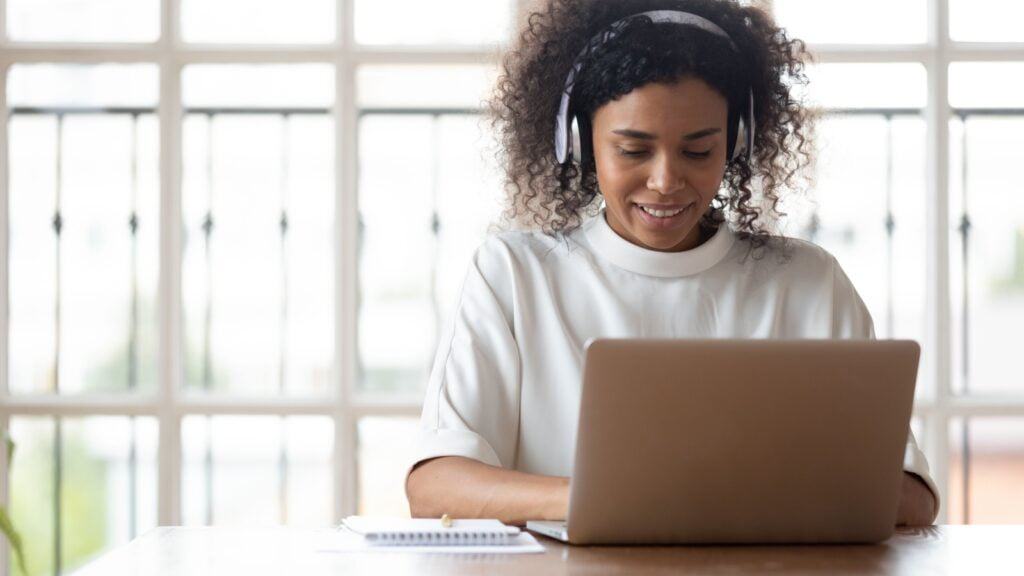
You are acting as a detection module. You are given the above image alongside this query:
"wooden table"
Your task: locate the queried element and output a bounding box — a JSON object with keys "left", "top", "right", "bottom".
{"left": 73, "top": 525, "right": 1024, "bottom": 575}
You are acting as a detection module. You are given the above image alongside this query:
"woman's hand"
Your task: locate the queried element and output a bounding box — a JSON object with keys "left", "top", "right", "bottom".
{"left": 896, "top": 472, "right": 938, "bottom": 527}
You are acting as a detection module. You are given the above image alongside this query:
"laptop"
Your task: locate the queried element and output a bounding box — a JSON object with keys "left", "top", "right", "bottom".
{"left": 526, "top": 338, "right": 919, "bottom": 545}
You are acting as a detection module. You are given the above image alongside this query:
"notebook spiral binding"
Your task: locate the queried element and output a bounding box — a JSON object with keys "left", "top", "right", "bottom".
{"left": 365, "top": 531, "right": 516, "bottom": 546}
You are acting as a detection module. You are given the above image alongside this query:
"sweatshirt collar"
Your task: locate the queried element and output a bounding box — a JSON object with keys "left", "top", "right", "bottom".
{"left": 583, "top": 207, "right": 735, "bottom": 278}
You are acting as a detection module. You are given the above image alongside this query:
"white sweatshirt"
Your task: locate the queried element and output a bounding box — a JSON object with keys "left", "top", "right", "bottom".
{"left": 411, "top": 208, "right": 939, "bottom": 505}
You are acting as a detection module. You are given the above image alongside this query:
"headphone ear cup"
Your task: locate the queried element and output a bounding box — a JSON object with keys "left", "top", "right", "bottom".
{"left": 729, "top": 90, "right": 756, "bottom": 162}
{"left": 732, "top": 115, "right": 747, "bottom": 161}
{"left": 570, "top": 115, "right": 582, "bottom": 164}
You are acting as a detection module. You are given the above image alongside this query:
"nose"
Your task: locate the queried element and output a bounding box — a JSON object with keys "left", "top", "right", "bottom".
{"left": 645, "top": 152, "right": 687, "bottom": 195}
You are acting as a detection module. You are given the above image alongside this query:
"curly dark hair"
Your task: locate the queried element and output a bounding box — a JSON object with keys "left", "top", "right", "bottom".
{"left": 486, "top": 0, "right": 816, "bottom": 252}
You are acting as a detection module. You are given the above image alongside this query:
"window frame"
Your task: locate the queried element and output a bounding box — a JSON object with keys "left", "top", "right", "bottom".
{"left": 0, "top": 0, "right": 520, "bottom": 565}
{"left": 1, "top": 2, "right": 1024, "bottom": 572}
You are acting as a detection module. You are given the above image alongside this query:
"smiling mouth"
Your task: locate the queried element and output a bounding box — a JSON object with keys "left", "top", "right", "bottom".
{"left": 635, "top": 203, "right": 694, "bottom": 218}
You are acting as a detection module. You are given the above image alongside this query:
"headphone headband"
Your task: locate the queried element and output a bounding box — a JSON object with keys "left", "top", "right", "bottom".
{"left": 554, "top": 10, "right": 755, "bottom": 165}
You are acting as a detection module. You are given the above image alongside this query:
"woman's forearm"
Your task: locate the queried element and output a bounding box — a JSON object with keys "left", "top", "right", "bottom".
{"left": 408, "top": 459, "right": 934, "bottom": 528}
{"left": 406, "top": 456, "right": 569, "bottom": 526}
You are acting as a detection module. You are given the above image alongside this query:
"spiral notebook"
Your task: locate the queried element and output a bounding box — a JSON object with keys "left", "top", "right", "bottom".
{"left": 340, "top": 516, "right": 523, "bottom": 546}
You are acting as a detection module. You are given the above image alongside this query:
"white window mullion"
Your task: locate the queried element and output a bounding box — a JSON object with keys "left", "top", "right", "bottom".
{"left": 335, "top": 0, "right": 359, "bottom": 521}
{"left": 0, "top": 46, "right": 163, "bottom": 65}
{"left": 0, "top": 62, "right": 9, "bottom": 399}
{"left": 175, "top": 397, "right": 336, "bottom": 416}
{"left": 925, "top": 0, "right": 952, "bottom": 524}
{"left": 0, "top": 413, "right": 8, "bottom": 576}
{"left": 949, "top": 398, "right": 1024, "bottom": 417}
{"left": 350, "top": 402, "right": 421, "bottom": 418}
{"left": 1, "top": 396, "right": 160, "bottom": 416}
{"left": 805, "top": 46, "right": 932, "bottom": 64}
{"left": 0, "top": 46, "right": 11, "bottom": 576}
{"left": 158, "top": 0, "right": 184, "bottom": 527}
{"left": 171, "top": 47, "right": 338, "bottom": 64}
{"left": 0, "top": 44, "right": 505, "bottom": 67}
{"left": 949, "top": 44, "right": 1024, "bottom": 61}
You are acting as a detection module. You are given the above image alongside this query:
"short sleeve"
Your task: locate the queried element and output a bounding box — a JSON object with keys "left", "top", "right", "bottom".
{"left": 829, "top": 256, "right": 875, "bottom": 339}
{"left": 830, "top": 256, "right": 941, "bottom": 509}
{"left": 404, "top": 239, "right": 521, "bottom": 484}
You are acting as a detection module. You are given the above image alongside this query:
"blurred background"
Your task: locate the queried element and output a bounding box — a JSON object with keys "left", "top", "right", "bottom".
{"left": 0, "top": 0, "right": 1022, "bottom": 573}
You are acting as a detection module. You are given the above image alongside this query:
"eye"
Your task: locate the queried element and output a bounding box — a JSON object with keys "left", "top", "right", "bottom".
{"left": 685, "top": 150, "right": 712, "bottom": 159}
{"left": 616, "top": 147, "right": 648, "bottom": 157}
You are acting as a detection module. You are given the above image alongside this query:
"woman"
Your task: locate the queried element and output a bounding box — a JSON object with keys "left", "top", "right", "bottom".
{"left": 405, "top": 0, "right": 939, "bottom": 528}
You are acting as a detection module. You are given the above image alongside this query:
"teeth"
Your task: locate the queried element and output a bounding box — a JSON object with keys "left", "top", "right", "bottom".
{"left": 639, "top": 205, "right": 686, "bottom": 218}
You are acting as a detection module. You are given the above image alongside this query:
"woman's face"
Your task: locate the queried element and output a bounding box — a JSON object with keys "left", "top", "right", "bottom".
{"left": 590, "top": 76, "right": 729, "bottom": 252}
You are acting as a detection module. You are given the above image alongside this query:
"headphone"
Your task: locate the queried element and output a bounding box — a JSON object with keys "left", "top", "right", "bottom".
{"left": 554, "top": 10, "right": 755, "bottom": 166}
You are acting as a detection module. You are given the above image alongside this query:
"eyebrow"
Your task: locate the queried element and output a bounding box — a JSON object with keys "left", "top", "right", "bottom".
{"left": 611, "top": 127, "right": 722, "bottom": 141}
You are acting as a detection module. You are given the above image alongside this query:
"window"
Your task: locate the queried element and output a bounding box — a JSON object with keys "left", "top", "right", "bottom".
{"left": 0, "top": 2, "right": 514, "bottom": 574}
{"left": 772, "top": 0, "right": 928, "bottom": 44}
{"left": 355, "top": 65, "right": 503, "bottom": 395}
{"left": 772, "top": 2, "right": 1024, "bottom": 525}
{"left": 180, "top": 64, "right": 335, "bottom": 397}
{"left": 2, "top": 2, "right": 1023, "bottom": 574}
{"left": 787, "top": 62, "right": 930, "bottom": 398}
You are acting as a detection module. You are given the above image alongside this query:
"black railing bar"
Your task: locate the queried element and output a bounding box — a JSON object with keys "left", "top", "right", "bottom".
{"left": 10, "top": 106, "right": 155, "bottom": 116}
{"left": 825, "top": 107, "right": 921, "bottom": 116}
{"left": 960, "top": 117, "right": 971, "bottom": 395}
{"left": 959, "top": 116, "right": 972, "bottom": 524}
{"left": 826, "top": 107, "right": 1024, "bottom": 116}
{"left": 12, "top": 105, "right": 1024, "bottom": 118}
{"left": 953, "top": 108, "right": 1024, "bottom": 117}
{"left": 884, "top": 115, "right": 895, "bottom": 339}
{"left": 53, "top": 113, "right": 64, "bottom": 395}
{"left": 361, "top": 107, "right": 957, "bottom": 117}
{"left": 428, "top": 114, "right": 442, "bottom": 381}
{"left": 53, "top": 113, "right": 65, "bottom": 575}
{"left": 8, "top": 106, "right": 331, "bottom": 116}
{"left": 359, "top": 107, "right": 480, "bottom": 117}
{"left": 202, "top": 112, "right": 215, "bottom": 397}
{"left": 129, "top": 114, "right": 140, "bottom": 394}
{"left": 278, "top": 113, "right": 290, "bottom": 399}
{"left": 202, "top": 113, "right": 215, "bottom": 527}
{"left": 278, "top": 114, "right": 290, "bottom": 524}
{"left": 128, "top": 112, "right": 141, "bottom": 540}
{"left": 9, "top": 106, "right": 482, "bottom": 116}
